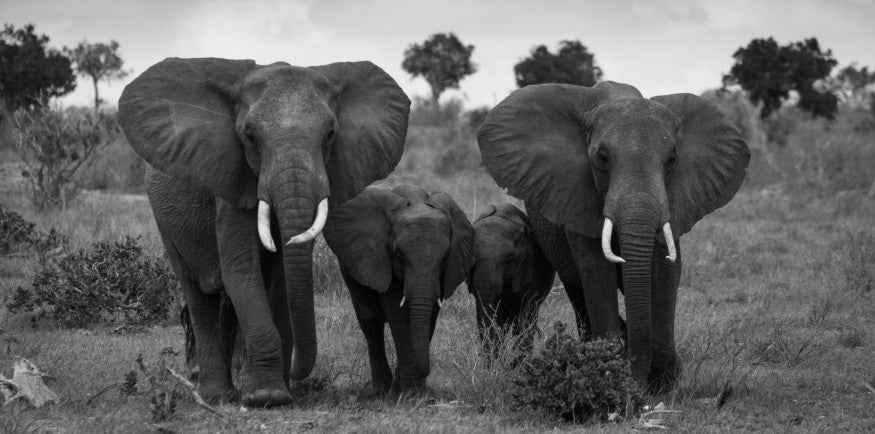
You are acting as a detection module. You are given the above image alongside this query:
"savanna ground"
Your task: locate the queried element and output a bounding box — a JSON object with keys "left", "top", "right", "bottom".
{"left": 0, "top": 96, "right": 874, "bottom": 432}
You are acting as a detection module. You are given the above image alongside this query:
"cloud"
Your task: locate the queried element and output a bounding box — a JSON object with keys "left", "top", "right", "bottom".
{"left": 177, "top": 0, "right": 332, "bottom": 63}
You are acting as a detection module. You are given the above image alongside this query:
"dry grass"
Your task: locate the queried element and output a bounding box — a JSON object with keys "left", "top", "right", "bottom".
{"left": 1, "top": 110, "right": 875, "bottom": 430}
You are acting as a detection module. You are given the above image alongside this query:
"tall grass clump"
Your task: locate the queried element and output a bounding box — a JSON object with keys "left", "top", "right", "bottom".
{"left": 842, "top": 229, "right": 875, "bottom": 293}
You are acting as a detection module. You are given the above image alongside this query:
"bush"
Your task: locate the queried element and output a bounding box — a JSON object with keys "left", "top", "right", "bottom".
{"left": 78, "top": 135, "right": 146, "bottom": 193}
{"left": 463, "top": 106, "right": 491, "bottom": 132}
{"left": 0, "top": 206, "right": 68, "bottom": 255}
{"left": 512, "top": 322, "right": 642, "bottom": 423}
{"left": 7, "top": 235, "right": 178, "bottom": 327}
{"left": 11, "top": 106, "right": 120, "bottom": 209}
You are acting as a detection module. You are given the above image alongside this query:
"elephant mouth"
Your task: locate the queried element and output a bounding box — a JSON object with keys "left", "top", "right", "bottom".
{"left": 257, "top": 197, "right": 329, "bottom": 251}
{"left": 600, "top": 217, "right": 677, "bottom": 263}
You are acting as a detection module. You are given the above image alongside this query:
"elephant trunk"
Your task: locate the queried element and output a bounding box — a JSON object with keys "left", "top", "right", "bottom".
{"left": 275, "top": 185, "right": 321, "bottom": 381}
{"left": 404, "top": 268, "right": 438, "bottom": 380}
{"left": 602, "top": 170, "right": 670, "bottom": 388}
{"left": 471, "top": 269, "right": 504, "bottom": 347}
{"left": 409, "top": 294, "right": 434, "bottom": 379}
{"left": 258, "top": 146, "right": 329, "bottom": 382}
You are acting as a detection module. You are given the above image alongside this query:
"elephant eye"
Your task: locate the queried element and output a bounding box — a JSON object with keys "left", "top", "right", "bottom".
{"left": 596, "top": 150, "right": 609, "bottom": 165}
{"left": 324, "top": 124, "right": 336, "bottom": 145}
{"left": 666, "top": 152, "right": 678, "bottom": 169}
{"left": 244, "top": 125, "right": 257, "bottom": 144}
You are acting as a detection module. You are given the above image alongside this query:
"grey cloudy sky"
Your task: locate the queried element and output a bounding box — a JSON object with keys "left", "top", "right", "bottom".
{"left": 3, "top": 0, "right": 874, "bottom": 108}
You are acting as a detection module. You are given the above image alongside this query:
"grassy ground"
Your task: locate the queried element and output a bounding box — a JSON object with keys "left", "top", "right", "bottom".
{"left": 1, "top": 121, "right": 875, "bottom": 431}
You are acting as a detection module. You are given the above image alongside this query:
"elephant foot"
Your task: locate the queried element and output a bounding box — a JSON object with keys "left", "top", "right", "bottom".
{"left": 647, "top": 357, "right": 682, "bottom": 395}
{"left": 391, "top": 375, "right": 429, "bottom": 400}
{"left": 372, "top": 379, "right": 392, "bottom": 395}
{"left": 198, "top": 382, "right": 239, "bottom": 405}
{"left": 239, "top": 370, "right": 293, "bottom": 407}
{"left": 241, "top": 388, "right": 292, "bottom": 408}
{"left": 397, "top": 384, "right": 435, "bottom": 402}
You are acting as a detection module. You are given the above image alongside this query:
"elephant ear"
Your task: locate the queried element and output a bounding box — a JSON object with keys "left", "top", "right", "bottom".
{"left": 323, "top": 188, "right": 405, "bottom": 292}
{"left": 308, "top": 62, "right": 411, "bottom": 206}
{"left": 506, "top": 206, "right": 546, "bottom": 294}
{"left": 478, "top": 84, "right": 606, "bottom": 237}
{"left": 594, "top": 81, "right": 643, "bottom": 99}
{"left": 427, "top": 192, "right": 475, "bottom": 300}
{"left": 651, "top": 93, "right": 751, "bottom": 235}
{"left": 118, "top": 57, "right": 258, "bottom": 208}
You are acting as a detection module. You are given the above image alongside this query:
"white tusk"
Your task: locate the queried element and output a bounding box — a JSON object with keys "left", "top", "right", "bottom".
{"left": 663, "top": 222, "right": 677, "bottom": 263}
{"left": 286, "top": 198, "right": 329, "bottom": 245}
{"left": 601, "top": 218, "right": 626, "bottom": 263}
{"left": 257, "top": 200, "right": 276, "bottom": 252}
{"left": 437, "top": 298, "right": 443, "bottom": 309}
{"left": 399, "top": 296, "right": 406, "bottom": 308}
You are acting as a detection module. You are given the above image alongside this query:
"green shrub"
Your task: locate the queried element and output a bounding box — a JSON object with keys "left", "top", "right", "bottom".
{"left": 512, "top": 322, "right": 642, "bottom": 423}
{"left": 0, "top": 206, "right": 68, "bottom": 255}
{"left": 7, "top": 235, "right": 178, "bottom": 327}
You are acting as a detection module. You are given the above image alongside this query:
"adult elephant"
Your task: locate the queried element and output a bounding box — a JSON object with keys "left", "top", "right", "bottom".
{"left": 118, "top": 57, "right": 409, "bottom": 407}
{"left": 477, "top": 81, "right": 750, "bottom": 393}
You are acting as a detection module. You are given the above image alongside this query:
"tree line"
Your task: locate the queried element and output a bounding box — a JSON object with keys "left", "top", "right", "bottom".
{"left": 403, "top": 32, "right": 875, "bottom": 120}
{"left": 3, "top": 23, "right": 872, "bottom": 121}
{"left": 0, "top": 24, "right": 128, "bottom": 114}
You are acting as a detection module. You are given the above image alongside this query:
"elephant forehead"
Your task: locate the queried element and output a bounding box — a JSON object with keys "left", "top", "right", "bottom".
{"left": 595, "top": 98, "right": 677, "bottom": 132}
{"left": 474, "top": 217, "right": 522, "bottom": 242}
{"left": 247, "top": 64, "right": 333, "bottom": 91}
{"left": 395, "top": 204, "right": 451, "bottom": 236}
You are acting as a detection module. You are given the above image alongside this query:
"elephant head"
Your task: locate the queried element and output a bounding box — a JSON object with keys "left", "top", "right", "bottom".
{"left": 118, "top": 58, "right": 410, "bottom": 380}
{"left": 324, "top": 185, "right": 474, "bottom": 379}
{"left": 478, "top": 81, "right": 749, "bottom": 385}
{"left": 468, "top": 204, "right": 552, "bottom": 346}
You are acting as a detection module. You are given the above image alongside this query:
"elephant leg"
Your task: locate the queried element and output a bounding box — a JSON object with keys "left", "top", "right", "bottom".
{"left": 566, "top": 231, "right": 622, "bottom": 339}
{"left": 264, "top": 248, "right": 292, "bottom": 385}
{"left": 163, "top": 240, "right": 237, "bottom": 403}
{"left": 516, "top": 286, "right": 550, "bottom": 357}
{"left": 215, "top": 203, "right": 290, "bottom": 407}
{"left": 562, "top": 282, "right": 591, "bottom": 340}
{"left": 649, "top": 240, "right": 682, "bottom": 394}
{"left": 526, "top": 207, "right": 592, "bottom": 339}
{"left": 342, "top": 270, "right": 392, "bottom": 393}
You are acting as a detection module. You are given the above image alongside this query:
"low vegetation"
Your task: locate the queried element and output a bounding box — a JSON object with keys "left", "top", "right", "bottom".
{"left": 511, "top": 322, "right": 642, "bottom": 423}
{"left": 7, "top": 235, "right": 177, "bottom": 327}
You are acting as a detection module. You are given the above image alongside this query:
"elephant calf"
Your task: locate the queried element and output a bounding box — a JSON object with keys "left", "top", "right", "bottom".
{"left": 323, "top": 185, "right": 474, "bottom": 394}
{"left": 467, "top": 203, "right": 555, "bottom": 362}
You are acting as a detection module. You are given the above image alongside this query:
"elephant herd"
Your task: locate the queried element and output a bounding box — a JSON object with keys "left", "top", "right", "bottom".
{"left": 117, "top": 57, "right": 750, "bottom": 407}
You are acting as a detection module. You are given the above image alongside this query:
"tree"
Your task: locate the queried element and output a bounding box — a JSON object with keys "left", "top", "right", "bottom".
{"left": 723, "top": 37, "right": 838, "bottom": 119}
{"left": 65, "top": 40, "right": 128, "bottom": 111}
{"left": 0, "top": 24, "right": 76, "bottom": 112}
{"left": 514, "top": 40, "right": 603, "bottom": 88}
{"left": 831, "top": 63, "right": 875, "bottom": 109}
{"left": 402, "top": 32, "right": 477, "bottom": 107}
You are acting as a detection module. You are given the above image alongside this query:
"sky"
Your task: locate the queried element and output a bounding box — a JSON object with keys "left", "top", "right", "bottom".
{"left": 3, "top": 0, "right": 874, "bottom": 109}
